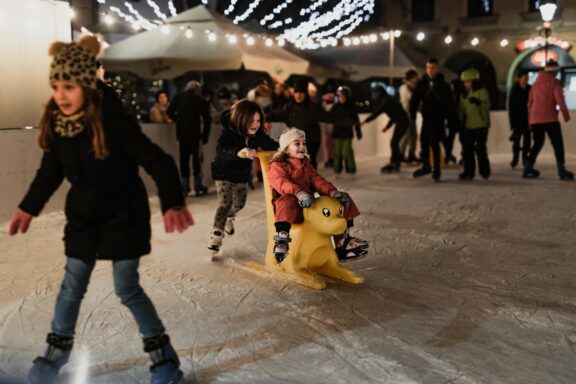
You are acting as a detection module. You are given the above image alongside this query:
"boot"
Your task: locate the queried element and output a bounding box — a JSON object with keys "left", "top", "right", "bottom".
{"left": 412, "top": 167, "right": 432, "bottom": 178}
{"left": 432, "top": 168, "right": 441, "bottom": 182}
{"left": 144, "top": 334, "right": 183, "bottom": 384}
{"left": 459, "top": 172, "right": 474, "bottom": 181}
{"left": 181, "top": 178, "right": 190, "bottom": 196}
{"left": 522, "top": 161, "right": 540, "bottom": 179}
{"left": 511, "top": 150, "right": 519, "bottom": 168}
{"left": 557, "top": 164, "right": 575, "bottom": 181}
{"left": 224, "top": 216, "right": 235, "bottom": 236}
{"left": 194, "top": 176, "right": 208, "bottom": 196}
{"left": 273, "top": 231, "right": 291, "bottom": 264}
{"left": 28, "top": 333, "right": 73, "bottom": 384}
{"left": 334, "top": 228, "right": 369, "bottom": 262}
{"left": 208, "top": 228, "right": 224, "bottom": 252}
{"left": 380, "top": 162, "right": 400, "bottom": 174}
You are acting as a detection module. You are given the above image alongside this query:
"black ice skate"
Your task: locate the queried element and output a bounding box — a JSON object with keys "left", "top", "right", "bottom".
{"left": 380, "top": 163, "right": 400, "bottom": 174}
{"left": 144, "top": 334, "right": 183, "bottom": 384}
{"left": 334, "top": 229, "right": 369, "bottom": 262}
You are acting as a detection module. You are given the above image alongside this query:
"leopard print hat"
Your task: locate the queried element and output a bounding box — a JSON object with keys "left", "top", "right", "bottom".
{"left": 49, "top": 35, "right": 100, "bottom": 90}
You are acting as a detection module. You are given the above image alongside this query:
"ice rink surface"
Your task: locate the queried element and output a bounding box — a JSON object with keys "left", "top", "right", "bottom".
{"left": 0, "top": 155, "right": 575, "bottom": 384}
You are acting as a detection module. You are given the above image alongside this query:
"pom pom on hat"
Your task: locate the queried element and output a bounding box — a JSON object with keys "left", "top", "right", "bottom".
{"left": 49, "top": 35, "right": 100, "bottom": 90}
{"left": 278, "top": 128, "right": 306, "bottom": 153}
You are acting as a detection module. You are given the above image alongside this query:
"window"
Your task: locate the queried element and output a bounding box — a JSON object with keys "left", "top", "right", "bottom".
{"left": 529, "top": 0, "right": 542, "bottom": 13}
{"left": 412, "top": 0, "right": 434, "bottom": 22}
{"left": 468, "top": 0, "right": 494, "bottom": 18}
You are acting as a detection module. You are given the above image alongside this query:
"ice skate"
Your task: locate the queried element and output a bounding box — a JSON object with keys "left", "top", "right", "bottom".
{"left": 413, "top": 167, "right": 432, "bottom": 178}
{"left": 522, "top": 163, "right": 540, "bottom": 179}
{"left": 558, "top": 166, "right": 574, "bottom": 181}
{"left": 28, "top": 333, "right": 73, "bottom": 384}
{"left": 334, "top": 229, "right": 369, "bottom": 262}
{"left": 380, "top": 163, "right": 400, "bottom": 174}
{"left": 194, "top": 176, "right": 208, "bottom": 196}
{"left": 459, "top": 172, "right": 474, "bottom": 181}
{"left": 273, "top": 231, "right": 291, "bottom": 264}
{"left": 144, "top": 334, "right": 183, "bottom": 384}
{"left": 224, "top": 216, "right": 235, "bottom": 235}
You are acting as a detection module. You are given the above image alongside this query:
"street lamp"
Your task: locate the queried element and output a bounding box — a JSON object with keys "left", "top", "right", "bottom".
{"left": 539, "top": 0, "right": 557, "bottom": 65}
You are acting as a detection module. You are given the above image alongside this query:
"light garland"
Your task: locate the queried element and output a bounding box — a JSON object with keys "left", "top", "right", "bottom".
{"left": 259, "top": 0, "right": 293, "bottom": 27}
{"left": 232, "top": 0, "right": 264, "bottom": 24}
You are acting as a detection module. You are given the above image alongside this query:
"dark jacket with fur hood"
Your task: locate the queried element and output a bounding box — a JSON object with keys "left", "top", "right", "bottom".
{"left": 18, "top": 83, "right": 184, "bottom": 261}
{"left": 211, "top": 110, "right": 278, "bottom": 183}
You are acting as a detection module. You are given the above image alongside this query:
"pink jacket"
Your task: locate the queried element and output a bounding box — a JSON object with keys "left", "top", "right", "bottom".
{"left": 528, "top": 71, "right": 570, "bottom": 125}
{"left": 269, "top": 157, "right": 335, "bottom": 201}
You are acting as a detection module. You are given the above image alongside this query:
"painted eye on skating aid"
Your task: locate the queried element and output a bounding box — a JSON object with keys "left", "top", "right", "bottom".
{"left": 338, "top": 207, "right": 344, "bottom": 216}
{"left": 322, "top": 208, "right": 330, "bottom": 217}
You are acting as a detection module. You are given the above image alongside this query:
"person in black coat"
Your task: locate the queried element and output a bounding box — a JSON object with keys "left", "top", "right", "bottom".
{"left": 8, "top": 36, "right": 193, "bottom": 384}
{"left": 361, "top": 82, "right": 409, "bottom": 173}
{"left": 508, "top": 70, "right": 532, "bottom": 168}
{"left": 409, "top": 58, "right": 457, "bottom": 181}
{"left": 167, "top": 80, "right": 212, "bottom": 196}
{"left": 209, "top": 99, "right": 278, "bottom": 257}
{"left": 267, "top": 79, "right": 339, "bottom": 169}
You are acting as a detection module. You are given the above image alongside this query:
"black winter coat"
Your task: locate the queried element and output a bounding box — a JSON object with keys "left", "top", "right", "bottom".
{"left": 211, "top": 111, "right": 278, "bottom": 183}
{"left": 331, "top": 102, "right": 361, "bottom": 139}
{"left": 410, "top": 73, "right": 455, "bottom": 123}
{"left": 19, "top": 86, "right": 184, "bottom": 261}
{"left": 365, "top": 93, "right": 409, "bottom": 128}
{"left": 167, "top": 90, "right": 211, "bottom": 143}
{"left": 267, "top": 99, "right": 336, "bottom": 143}
{"left": 508, "top": 82, "right": 531, "bottom": 132}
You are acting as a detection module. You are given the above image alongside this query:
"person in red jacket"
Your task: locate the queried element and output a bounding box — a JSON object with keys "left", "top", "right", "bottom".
{"left": 268, "top": 128, "right": 369, "bottom": 264}
{"left": 525, "top": 60, "right": 573, "bottom": 180}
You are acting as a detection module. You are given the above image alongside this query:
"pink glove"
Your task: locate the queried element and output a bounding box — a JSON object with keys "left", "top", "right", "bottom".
{"left": 8, "top": 209, "right": 34, "bottom": 235}
{"left": 163, "top": 206, "right": 194, "bottom": 233}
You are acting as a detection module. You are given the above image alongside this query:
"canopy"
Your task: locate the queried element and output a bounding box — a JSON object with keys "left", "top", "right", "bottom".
{"left": 102, "top": 6, "right": 309, "bottom": 80}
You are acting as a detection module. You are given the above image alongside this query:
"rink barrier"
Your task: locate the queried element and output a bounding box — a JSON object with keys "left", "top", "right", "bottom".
{"left": 250, "top": 151, "right": 364, "bottom": 290}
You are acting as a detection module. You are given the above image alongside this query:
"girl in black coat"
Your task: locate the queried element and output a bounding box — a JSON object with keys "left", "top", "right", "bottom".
{"left": 209, "top": 99, "right": 278, "bottom": 257}
{"left": 8, "top": 36, "right": 193, "bottom": 384}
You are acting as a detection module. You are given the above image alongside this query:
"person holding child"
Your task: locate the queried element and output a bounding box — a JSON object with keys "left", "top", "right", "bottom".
{"left": 7, "top": 36, "right": 193, "bottom": 384}
{"left": 268, "top": 128, "right": 369, "bottom": 264}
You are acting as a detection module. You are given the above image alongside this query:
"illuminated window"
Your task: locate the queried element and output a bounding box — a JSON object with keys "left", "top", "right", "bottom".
{"left": 468, "top": 0, "right": 493, "bottom": 18}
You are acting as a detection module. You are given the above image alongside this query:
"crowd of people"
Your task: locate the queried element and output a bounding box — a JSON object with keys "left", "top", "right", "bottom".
{"left": 6, "top": 34, "right": 573, "bottom": 383}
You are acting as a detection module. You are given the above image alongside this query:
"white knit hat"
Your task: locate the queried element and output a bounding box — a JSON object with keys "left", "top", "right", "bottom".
{"left": 278, "top": 128, "right": 306, "bottom": 153}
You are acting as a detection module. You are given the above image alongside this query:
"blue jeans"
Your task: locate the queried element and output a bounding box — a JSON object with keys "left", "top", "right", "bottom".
{"left": 52, "top": 257, "right": 165, "bottom": 339}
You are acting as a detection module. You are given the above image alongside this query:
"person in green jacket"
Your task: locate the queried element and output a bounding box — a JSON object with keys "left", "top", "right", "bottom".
{"left": 458, "top": 68, "right": 491, "bottom": 180}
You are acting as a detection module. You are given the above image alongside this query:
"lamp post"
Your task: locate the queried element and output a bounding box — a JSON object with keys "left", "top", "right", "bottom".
{"left": 539, "top": 0, "right": 557, "bottom": 66}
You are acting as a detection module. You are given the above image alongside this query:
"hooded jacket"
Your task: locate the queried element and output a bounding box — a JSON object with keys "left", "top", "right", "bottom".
{"left": 211, "top": 110, "right": 278, "bottom": 183}
{"left": 459, "top": 87, "right": 491, "bottom": 130}
{"left": 528, "top": 71, "right": 570, "bottom": 125}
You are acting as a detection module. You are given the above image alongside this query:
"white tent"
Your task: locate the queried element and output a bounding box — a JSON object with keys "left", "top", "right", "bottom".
{"left": 102, "top": 6, "right": 309, "bottom": 80}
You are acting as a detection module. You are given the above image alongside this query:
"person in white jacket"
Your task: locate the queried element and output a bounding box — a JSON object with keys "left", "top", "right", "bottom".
{"left": 398, "top": 69, "right": 420, "bottom": 163}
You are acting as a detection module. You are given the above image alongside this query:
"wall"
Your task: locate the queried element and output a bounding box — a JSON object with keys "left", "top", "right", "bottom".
{"left": 0, "top": 0, "right": 71, "bottom": 129}
{"left": 2, "top": 113, "right": 575, "bottom": 222}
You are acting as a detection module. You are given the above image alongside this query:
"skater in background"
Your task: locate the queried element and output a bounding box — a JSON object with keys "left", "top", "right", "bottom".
{"left": 507, "top": 70, "right": 531, "bottom": 169}
{"left": 268, "top": 128, "right": 368, "bottom": 264}
{"left": 267, "top": 79, "right": 341, "bottom": 169}
{"left": 320, "top": 91, "right": 335, "bottom": 168}
{"left": 524, "top": 59, "right": 573, "bottom": 180}
{"left": 331, "top": 86, "right": 362, "bottom": 175}
{"left": 398, "top": 68, "right": 420, "bottom": 164}
{"left": 209, "top": 99, "right": 278, "bottom": 257}
{"left": 410, "top": 58, "right": 456, "bottom": 181}
{"left": 457, "top": 68, "right": 492, "bottom": 180}
{"left": 167, "top": 80, "right": 211, "bottom": 196}
{"left": 8, "top": 36, "right": 193, "bottom": 384}
{"left": 361, "top": 82, "right": 409, "bottom": 174}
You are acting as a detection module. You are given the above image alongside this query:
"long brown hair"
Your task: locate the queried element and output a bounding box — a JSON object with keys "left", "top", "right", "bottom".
{"left": 229, "top": 99, "right": 264, "bottom": 136}
{"left": 39, "top": 87, "right": 109, "bottom": 159}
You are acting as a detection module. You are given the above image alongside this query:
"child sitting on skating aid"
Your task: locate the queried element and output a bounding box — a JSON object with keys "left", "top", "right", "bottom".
{"left": 268, "top": 128, "right": 369, "bottom": 264}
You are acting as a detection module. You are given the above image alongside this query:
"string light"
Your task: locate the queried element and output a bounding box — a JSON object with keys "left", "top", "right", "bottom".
{"left": 103, "top": 13, "right": 114, "bottom": 25}
{"left": 471, "top": 37, "right": 479, "bottom": 46}
{"left": 500, "top": 38, "right": 509, "bottom": 47}
{"left": 444, "top": 35, "right": 453, "bottom": 44}
{"left": 416, "top": 32, "right": 425, "bottom": 41}
{"left": 146, "top": 0, "right": 168, "bottom": 21}
{"left": 208, "top": 31, "right": 217, "bottom": 42}
{"left": 185, "top": 27, "right": 193, "bottom": 38}
{"left": 246, "top": 36, "right": 255, "bottom": 45}
{"left": 227, "top": 34, "right": 237, "bottom": 44}
{"left": 233, "top": 0, "right": 264, "bottom": 24}
{"left": 224, "top": 0, "right": 239, "bottom": 16}
{"left": 260, "top": 0, "right": 293, "bottom": 26}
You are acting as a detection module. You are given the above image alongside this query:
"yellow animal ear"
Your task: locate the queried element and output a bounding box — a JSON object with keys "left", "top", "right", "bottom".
{"left": 48, "top": 41, "right": 68, "bottom": 57}
{"left": 78, "top": 35, "right": 101, "bottom": 56}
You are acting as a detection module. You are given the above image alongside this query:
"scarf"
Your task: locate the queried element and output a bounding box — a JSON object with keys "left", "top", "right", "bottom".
{"left": 53, "top": 110, "right": 87, "bottom": 138}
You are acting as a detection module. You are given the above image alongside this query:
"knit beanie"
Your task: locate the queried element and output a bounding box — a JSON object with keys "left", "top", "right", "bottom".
{"left": 278, "top": 128, "right": 306, "bottom": 153}
{"left": 293, "top": 79, "right": 308, "bottom": 93}
{"left": 49, "top": 35, "right": 100, "bottom": 90}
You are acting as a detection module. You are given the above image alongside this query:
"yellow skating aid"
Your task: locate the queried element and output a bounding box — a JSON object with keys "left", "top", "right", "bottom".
{"left": 252, "top": 151, "right": 364, "bottom": 290}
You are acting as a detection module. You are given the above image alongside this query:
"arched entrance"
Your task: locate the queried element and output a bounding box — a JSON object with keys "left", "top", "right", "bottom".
{"left": 444, "top": 50, "right": 499, "bottom": 108}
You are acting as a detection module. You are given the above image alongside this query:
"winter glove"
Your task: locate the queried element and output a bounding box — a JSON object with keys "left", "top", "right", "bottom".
{"left": 468, "top": 96, "right": 481, "bottom": 106}
{"left": 355, "top": 127, "right": 363, "bottom": 140}
{"left": 296, "top": 191, "right": 314, "bottom": 208}
{"left": 329, "top": 190, "right": 350, "bottom": 207}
